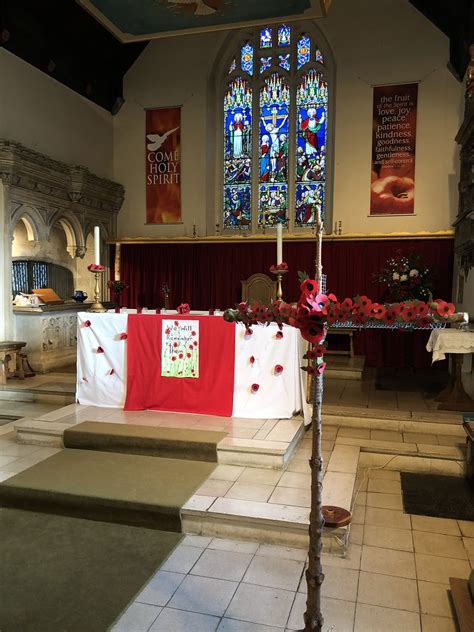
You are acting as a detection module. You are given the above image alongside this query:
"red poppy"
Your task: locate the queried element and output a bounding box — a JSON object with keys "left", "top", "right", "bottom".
{"left": 326, "top": 307, "right": 337, "bottom": 325}
{"left": 301, "top": 323, "right": 325, "bottom": 344}
{"left": 436, "top": 301, "right": 455, "bottom": 317}
{"left": 371, "top": 304, "right": 386, "bottom": 320}
{"left": 251, "top": 383, "right": 260, "bottom": 393}
{"left": 172, "top": 356, "right": 176, "bottom": 361}
{"left": 249, "top": 356, "right": 255, "bottom": 364}
{"left": 416, "top": 302, "right": 429, "bottom": 317}
{"left": 238, "top": 302, "right": 248, "bottom": 312}
{"left": 193, "top": 341, "right": 198, "bottom": 346}
{"left": 179, "top": 353, "right": 183, "bottom": 359}
{"left": 402, "top": 307, "right": 416, "bottom": 322}
{"left": 274, "top": 364, "right": 284, "bottom": 374}
{"left": 97, "top": 346, "right": 104, "bottom": 353}
{"left": 417, "top": 315, "right": 432, "bottom": 328}
{"left": 191, "top": 331, "right": 196, "bottom": 336}
{"left": 305, "top": 366, "right": 317, "bottom": 376}
{"left": 83, "top": 320, "right": 91, "bottom": 328}
{"left": 336, "top": 310, "right": 349, "bottom": 322}
{"left": 306, "top": 349, "right": 317, "bottom": 360}
{"left": 383, "top": 309, "right": 397, "bottom": 325}
{"left": 341, "top": 298, "right": 353, "bottom": 311}
{"left": 245, "top": 328, "right": 253, "bottom": 336}
{"left": 165, "top": 328, "right": 171, "bottom": 335}
{"left": 173, "top": 342, "right": 178, "bottom": 348}
{"left": 174, "top": 320, "right": 179, "bottom": 326}
{"left": 328, "top": 293, "right": 338, "bottom": 303}
{"left": 189, "top": 344, "right": 194, "bottom": 350}
{"left": 356, "top": 296, "right": 372, "bottom": 310}
{"left": 119, "top": 332, "right": 128, "bottom": 340}
{"left": 315, "top": 344, "right": 326, "bottom": 357}
{"left": 279, "top": 303, "right": 292, "bottom": 318}
{"left": 276, "top": 330, "right": 284, "bottom": 339}
{"left": 300, "top": 279, "right": 319, "bottom": 296}
{"left": 187, "top": 352, "right": 191, "bottom": 358}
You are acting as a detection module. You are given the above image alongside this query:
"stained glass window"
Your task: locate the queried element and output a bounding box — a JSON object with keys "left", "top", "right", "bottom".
{"left": 278, "top": 54, "right": 290, "bottom": 71}
{"left": 260, "top": 56, "right": 272, "bottom": 74}
{"left": 259, "top": 73, "right": 290, "bottom": 226}
{"left": 223, "top": 77, "right": 252, "bottom": 228}
{"left": 260, "top": 27, "right": 272, "bottom": 48}
{"left": 297, "top": 34, "right": 311, "bottom": 69}
{"left": 278, "top": 24, "right": 290, "bottom": 47}
{"left": 241, "top": 43, "right": 253, "bottom": 76}
{"left": 222, "top": 25, "right": 330, "bottom": 231}
{"left": 295, "top": 69, "right": 328, "bottom": 225}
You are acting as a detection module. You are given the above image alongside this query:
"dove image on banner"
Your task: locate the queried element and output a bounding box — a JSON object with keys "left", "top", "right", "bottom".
{"left": 146, "top": 107, "right": 181, "bottom": 224}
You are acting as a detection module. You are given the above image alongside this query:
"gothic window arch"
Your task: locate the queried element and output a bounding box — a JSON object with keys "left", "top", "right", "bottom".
{"left": 222, "top": 23, "right": 331, "bottom": 232}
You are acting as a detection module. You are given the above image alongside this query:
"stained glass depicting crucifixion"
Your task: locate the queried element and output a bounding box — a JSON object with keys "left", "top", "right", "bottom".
{"left": 222, "top": 25, "right": 329, "bottom": 230}
{"left": 223, "top": 77, "right": 252, "bottom": 228}
{"left": 259, "top": 73, "right": 289, "bottom": 226}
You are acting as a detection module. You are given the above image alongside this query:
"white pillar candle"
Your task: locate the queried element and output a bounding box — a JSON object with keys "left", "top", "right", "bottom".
{"left": 94, "top": 226, "right": 100, "bottom": 265}
{"left": 276, "top": 223, "right": 283, "bottom": 265}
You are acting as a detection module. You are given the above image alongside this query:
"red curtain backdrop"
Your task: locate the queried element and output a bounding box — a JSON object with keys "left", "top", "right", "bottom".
{"left": 125, "top": 315, "right": 236, "bottom": 416}
{"left": 113, "top": 238, "right": 453, "bottom": 369}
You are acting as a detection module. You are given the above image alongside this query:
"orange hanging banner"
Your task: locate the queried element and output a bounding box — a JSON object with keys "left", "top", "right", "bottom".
{"left": 370, "top": 83, "right": 418, "bottom": 216}
{"left": 145, "top": 107, "right": 181, "bottom": 224}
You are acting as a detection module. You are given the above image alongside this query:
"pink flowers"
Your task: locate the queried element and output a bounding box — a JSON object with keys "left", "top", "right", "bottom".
{"left": 87, "top": 264, "right": 105, "bottom": 271}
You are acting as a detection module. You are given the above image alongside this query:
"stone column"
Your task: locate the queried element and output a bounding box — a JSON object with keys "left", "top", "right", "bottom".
{"left": 0, "top": 180, "right": 13, "bottom": 340}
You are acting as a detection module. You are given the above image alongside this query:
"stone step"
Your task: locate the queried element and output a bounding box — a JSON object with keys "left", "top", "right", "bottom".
{"left": 0, "top": 386, "right": 74, "bottom": 405}
{"left": 323, "top": 404, "right": 464, "bottom": 437}
{"left": 324, "top": 356, "right": 365, "bottom": 381}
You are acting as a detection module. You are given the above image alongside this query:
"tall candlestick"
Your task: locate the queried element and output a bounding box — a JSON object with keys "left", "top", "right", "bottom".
{"left": 94, "top": 226, "right": 100, "bottom": 265}
{"left": 276, "top": 223, "right": 283, "bottom": 265}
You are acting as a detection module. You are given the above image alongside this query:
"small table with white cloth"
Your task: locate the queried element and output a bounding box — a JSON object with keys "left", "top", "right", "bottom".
{"left": 426, "top": 329, "right": 474, "bottom": 411}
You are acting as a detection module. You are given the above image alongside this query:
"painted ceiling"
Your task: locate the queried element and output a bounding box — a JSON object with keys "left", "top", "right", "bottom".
{"left": 76, "top": 0, "right": 332, "bottom": 42}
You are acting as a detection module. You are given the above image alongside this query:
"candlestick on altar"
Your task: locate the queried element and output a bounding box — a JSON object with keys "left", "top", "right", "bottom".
{"left": 89, "top": 269, "right": 106, "bottom": 313}
{"left": 276, "top": 222, "right": 283, "bottom": 265}
{"left": 94, "top": 226, "right": 100, "bottom": 265}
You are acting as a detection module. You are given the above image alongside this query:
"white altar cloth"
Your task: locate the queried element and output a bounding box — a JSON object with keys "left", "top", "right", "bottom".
{"left": 426, "top": 329, "right": 474, "bottom": 362}
{"left": 76, "top": 313, "right": 311, "bottom": 423}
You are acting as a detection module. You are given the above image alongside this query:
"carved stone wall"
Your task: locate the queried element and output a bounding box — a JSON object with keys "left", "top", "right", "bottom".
{"left": 0, "top": 139, "right": 124, "bottom": 250}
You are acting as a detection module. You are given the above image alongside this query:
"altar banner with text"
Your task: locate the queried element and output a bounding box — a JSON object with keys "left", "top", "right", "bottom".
{"left": 125, "top": 315, "right": 235, "bottom": 417}
{"left": 162, "top": 319, "right": 199, "bottom": 378}
{"left": 370, "top": 83, "right": 418, "bottom": 216}
{"left": 146, "top": 107, "right": 181, "bottom": 224}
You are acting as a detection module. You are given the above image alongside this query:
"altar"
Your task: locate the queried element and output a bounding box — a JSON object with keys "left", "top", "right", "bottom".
{"left": 76, "top": 312, "right": 311, "bottom": 422}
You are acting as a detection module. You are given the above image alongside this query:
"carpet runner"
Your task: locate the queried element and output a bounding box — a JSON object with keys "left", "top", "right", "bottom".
{"left": 63, "top": 421, "right": 226, "bottom": 462}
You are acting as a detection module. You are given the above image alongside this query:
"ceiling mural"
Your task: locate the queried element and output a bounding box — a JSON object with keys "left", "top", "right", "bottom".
{"left": 76, "top": 0, "right": 332, "bottom": 42}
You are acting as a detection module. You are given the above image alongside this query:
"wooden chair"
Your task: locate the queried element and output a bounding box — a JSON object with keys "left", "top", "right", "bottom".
{"left": 241, "top": 273, "right": 277, "bottom": 305}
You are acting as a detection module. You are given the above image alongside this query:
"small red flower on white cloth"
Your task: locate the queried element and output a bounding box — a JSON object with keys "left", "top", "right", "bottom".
{"left": 119, "top": 332, "right": 128, "bottom": 340}
{"left": 87, "top": 264, "right": 105, "bottom": 271}
{"left": 274, "top": 364, "right": 284, "bottom": 374}
{"left": 251, "top": 383, "right": 259, "bottom": 393}
{"left": 96, "top": 346, "right": 104, "bottom": 353}
{"left": 275, "top": 330, "right": 284, "bottom": 339}
{"left": 83, "top": 320, "right": 91, "bottom": 328}
{"left": 245, "top": 328, "right": 253, "bottom": 336}
{"left": 249, "top": 355, "right": 255, "bottom": 365}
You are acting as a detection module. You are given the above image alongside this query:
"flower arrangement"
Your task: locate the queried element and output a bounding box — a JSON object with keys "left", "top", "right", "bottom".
{"left": 87, "top": 263, "right": 105, "bottom": 272}
{"left": 177, "top": 303, "right": 191, "bottom": 314}
{"left": 107, "top": 280, "right": 128, "bottom": 295}
{"left": 375, "top": 251, "right": 432, "bottom": 302}
{"left": 269, "top": 262, "right": 289, "bottom": 273}
{"left": 224, "top": 276, "right": 457, "bottom": 377}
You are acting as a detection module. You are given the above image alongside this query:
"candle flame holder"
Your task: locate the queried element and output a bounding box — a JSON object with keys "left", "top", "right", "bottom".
{"left": 271, "top": 268, "right": 288, "bottom": 302}
{"left": 89, "top": 269, "right": 106, "bottom": 312}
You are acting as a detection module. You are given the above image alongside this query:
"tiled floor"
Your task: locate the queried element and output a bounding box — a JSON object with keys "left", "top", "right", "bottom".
{"left": 111, "top": 464, "right": 472, "bottom": 632}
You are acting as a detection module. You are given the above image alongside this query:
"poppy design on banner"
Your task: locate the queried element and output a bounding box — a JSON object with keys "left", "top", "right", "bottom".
{"left": 162, "top": 320, "right": 199, "bottom": 378}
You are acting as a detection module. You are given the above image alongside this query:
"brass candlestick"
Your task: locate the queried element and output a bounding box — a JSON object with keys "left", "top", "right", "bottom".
{"left": 89, "top": 269, "right": 106, "bottom": 312}
{"left": 271, "top": 268, "right": 287, "bottom": 301}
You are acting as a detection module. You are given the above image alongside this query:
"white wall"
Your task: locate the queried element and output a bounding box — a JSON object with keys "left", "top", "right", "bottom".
{"left": 114, "top": 0, "right": 463, "bottom": 238}
{"left": 0, "top": 49, "right": 113, "bottom": 178}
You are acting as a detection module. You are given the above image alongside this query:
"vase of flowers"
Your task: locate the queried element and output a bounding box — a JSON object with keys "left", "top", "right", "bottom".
{"left": 375, "top": 251, "right": 433, "bottom": 302}
{"left": 107, "top": 280, "right": 128, "bottom": 307}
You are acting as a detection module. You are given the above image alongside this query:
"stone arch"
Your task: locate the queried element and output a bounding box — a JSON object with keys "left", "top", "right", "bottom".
{"left": 49, "top": 211, "right": 85, "bottom": 258}
{"left": 10, "top": 204, "right": 47, "bottom": 242}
